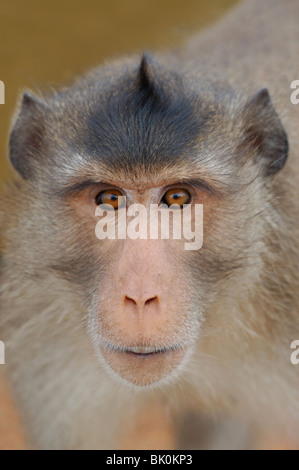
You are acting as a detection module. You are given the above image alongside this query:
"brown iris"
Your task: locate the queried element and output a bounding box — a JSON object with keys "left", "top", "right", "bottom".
{"left": 161, "top": 188, "right": 191, "bottom": 208}
{"left": 96, "top": 189, "right": 124, "bottom": 210}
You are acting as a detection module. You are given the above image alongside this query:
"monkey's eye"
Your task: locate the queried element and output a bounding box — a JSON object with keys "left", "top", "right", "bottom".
{"left": 95, "top": 189, "right": 124, "bottom": 210}
{"left": 161, "top": 188, "right": 191, "bottom": 208}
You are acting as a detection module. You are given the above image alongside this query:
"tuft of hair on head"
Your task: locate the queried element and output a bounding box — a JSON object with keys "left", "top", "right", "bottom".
{"left": 136, "top": 52, "right": 169, "bottom": 108}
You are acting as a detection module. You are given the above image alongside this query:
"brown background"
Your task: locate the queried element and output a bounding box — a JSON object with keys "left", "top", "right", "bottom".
{"left": 0, "top": 0, "right": 238, "bottom": 190}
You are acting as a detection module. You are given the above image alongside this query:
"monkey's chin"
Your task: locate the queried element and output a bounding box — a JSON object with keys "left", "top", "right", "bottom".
{"left": 100, "top": 345, "right": 187, "bottom": 387}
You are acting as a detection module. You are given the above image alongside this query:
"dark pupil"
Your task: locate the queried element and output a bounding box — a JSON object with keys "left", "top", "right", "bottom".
{"left": 111, "top": 195, "right": 117, "bottom": 201}
{"left": 173, "top": 194, "right": 179, "bottom": 200}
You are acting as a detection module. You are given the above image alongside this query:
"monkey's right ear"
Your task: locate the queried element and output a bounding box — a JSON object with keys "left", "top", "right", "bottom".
{"left": 241, "top": 88, "right": 288, "bottom": 176}
{"left": 9, "top": 92, "right": 47, "bottom": 179}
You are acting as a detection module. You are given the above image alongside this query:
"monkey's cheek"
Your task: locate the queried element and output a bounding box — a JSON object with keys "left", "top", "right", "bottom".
{"left": 100, "top": 347, "right": 187, "bottom": 386}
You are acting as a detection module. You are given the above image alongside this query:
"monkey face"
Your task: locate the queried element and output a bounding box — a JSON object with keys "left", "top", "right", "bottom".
{"left": 67, "top": 180, "right": 214, "bottom": 387}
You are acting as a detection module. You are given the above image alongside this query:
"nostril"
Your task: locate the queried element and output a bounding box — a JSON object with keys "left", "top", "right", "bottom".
{"left": 124, "top": 295, "right": 158, "bottom": 308}
{"left": 124, "top": 295, "right": 137, "bottom": 306}
{"left": 123, "top": 294, "right": 160, "bottom": 317}
{"left": 144, "top": 296, "right": 158, "bottom": 306}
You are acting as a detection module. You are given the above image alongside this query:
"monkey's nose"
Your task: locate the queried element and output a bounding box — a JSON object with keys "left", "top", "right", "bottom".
{"left": 123, "top": 294, "right": 160, "bottom": 319}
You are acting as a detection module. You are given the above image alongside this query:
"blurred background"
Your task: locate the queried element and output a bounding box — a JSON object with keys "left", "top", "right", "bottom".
{"left": 0, "top": 0, "right": 238, "bottom": 190}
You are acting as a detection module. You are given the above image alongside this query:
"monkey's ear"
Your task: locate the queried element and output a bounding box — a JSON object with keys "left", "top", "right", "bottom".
{"left": 9, "top": 92, "right": 47, "bottom": 179}
{"left": 242, "top": 88, "right": 288, "bottom": 176}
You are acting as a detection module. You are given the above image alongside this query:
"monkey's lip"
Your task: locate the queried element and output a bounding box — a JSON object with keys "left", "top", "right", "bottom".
{"left": 100, "top": 342, "right": 187, "bottom": 386}
{"left": 126, "top": 346, "right": 160, "bottom": 355}
{"left": 102, "top": 342, "right": 184, "bottom": 356}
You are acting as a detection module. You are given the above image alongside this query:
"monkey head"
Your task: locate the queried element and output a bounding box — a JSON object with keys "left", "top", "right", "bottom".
{"left": 8, "top": 53, "right": 288, "bottom": 388}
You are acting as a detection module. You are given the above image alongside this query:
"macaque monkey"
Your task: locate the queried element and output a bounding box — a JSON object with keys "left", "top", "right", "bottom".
{"left": 1, "top": 0, "right": 299, "bottom": 450}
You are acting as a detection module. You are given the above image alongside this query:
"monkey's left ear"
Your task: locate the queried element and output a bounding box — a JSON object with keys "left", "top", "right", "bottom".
{"left": 241, "top": 88, "right": 288, "bottom": 176}
{"left": 9, "top": 92, "right": 47, "bottom": 180}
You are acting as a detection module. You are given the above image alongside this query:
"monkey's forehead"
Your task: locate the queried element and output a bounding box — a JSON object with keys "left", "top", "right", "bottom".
{"left": 19, "top": 54, "right": 244, "bottom": 193}
{"left": 43, "top": 56, "right": 236, "bottom": 175}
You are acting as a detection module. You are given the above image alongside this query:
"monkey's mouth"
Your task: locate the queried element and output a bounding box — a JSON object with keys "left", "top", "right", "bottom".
{"left": 100, "top": 342, "right": 187, "bottom": 386}
{"left": 124, "top": 345, "right": 174, "bottom": 357}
